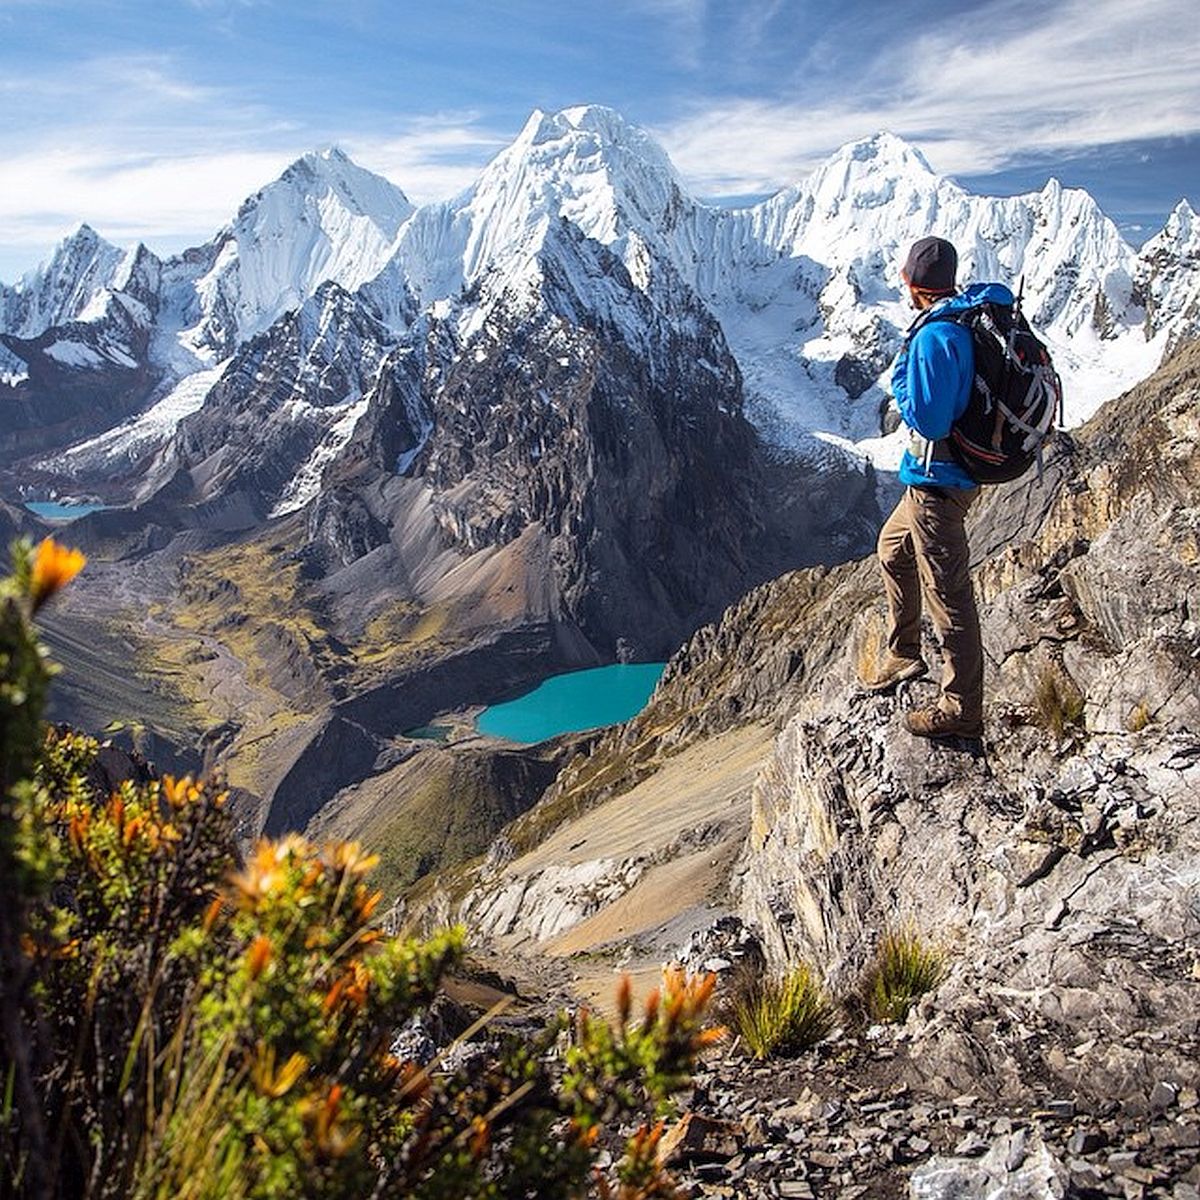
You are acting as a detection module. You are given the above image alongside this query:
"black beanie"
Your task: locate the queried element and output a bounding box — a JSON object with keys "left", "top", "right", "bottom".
{"left": 902, "top": 236, "right": 957, "bottom": 292}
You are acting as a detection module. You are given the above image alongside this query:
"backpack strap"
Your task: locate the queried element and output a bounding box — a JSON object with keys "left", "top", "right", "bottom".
{"left": 901, "top": 301, "right": 976, "bottom": 475}
{"left": 908, "top": 430, "right": 957, "bottom": 468}
{"left": 905, "top": 300, "right": 968, "bottom": 341}
{"left": 997, "top": 369, "right": 1058, "bottom": 451}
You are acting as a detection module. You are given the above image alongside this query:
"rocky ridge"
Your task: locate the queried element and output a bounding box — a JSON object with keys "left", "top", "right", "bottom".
{"left": 401, "top": 341, "right": 1200, "bottom": 1196}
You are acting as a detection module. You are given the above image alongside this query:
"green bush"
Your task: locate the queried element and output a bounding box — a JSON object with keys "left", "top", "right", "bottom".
{"left": 730, "top": 964, "right": 833, "bottom": 1060}
{"left": 862, "top": 928, "right": 946, "bottom": 1024}
{"left": 0, "top": 538, "right": 715, "bottom": 1200}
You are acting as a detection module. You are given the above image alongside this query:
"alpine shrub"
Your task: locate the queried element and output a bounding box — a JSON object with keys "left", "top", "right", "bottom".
{"left": 0, "top": 539, "right": 713, "bottom": 1200}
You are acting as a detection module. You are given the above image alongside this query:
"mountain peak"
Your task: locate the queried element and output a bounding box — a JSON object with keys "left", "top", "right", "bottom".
{"left": 519, "top": 104, "right": 637, "bottom": 141}
{"left": 1168, "top": 196, "right": 1197, "bottom": 232}
{"left": 1144, "top": 196, "right": 1199, "bottom": 255}
{"left": 508, "top": 105, "right": 680, "bottom": 181}
{"left": 829, "top": 131, "right": 937, "bottom": 177}
{"left": 286, "top": 145, "right": 359, "bottom": 177}
{"left": 276, "top": 145, "right": 408, "bottom": 200}
{"left": 186, "top": 147, "right": 415, "bottom": 350}
{"left": 52, "top": 223, "right": 123, "bottom": 260}
{"left": 773, "top": 129, "right": 952, "bottom": 248}
{"left": 560, "top": 103, "right": 645, "bottom": 140}
{"left": 2, "top": 221, "right": 126, "bottom": 335}
{"left": 239, "top": 147, "right": 413, "bottom": 242}
{"left": 40, "top": 223, "right": 123, "bottom": 273}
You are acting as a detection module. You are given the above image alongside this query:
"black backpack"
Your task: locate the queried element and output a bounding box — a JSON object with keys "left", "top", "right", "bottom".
{"left": 918, "top": 283, "right": 1064, "bottom": 484}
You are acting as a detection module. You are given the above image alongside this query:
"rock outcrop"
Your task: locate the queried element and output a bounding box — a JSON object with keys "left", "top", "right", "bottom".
{"left": 739, "top": 702, "right": 1199, "bottom": 1105}
{"left": 425, "top": 341, "right": 1200, "bottom": 1130}
{"left": 740, "top": 342, "right": 1199, "bottom": 1105}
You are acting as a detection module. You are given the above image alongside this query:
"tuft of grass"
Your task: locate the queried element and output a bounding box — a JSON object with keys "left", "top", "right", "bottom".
{"left": 730, "top": 964, "right": 834, "bottom": 1060}
{"left": 1126, "top": 700, "right": 1151, "bottom": 733}
{"left": 862, "top": 928, "right": 946, "bottom": 1024}
{"left": 1034, "top": 667, "right": 1085, "bottom": 738}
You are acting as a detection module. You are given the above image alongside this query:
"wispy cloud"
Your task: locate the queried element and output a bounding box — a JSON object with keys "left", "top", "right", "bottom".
{"left": 0, "top": 54, "right": 508, "bottom": 274}
{"left": 0, "top": 145, "right": 297, "bottom": 248}
{"left": 0, "top": 53, "right": 264, "bottom": 140}
{"left": 1, "top": 0, "right": 1194, "bottom": 280}
{"left": 0, "top": 54, "right": 280, "bottom": 261}
{"left": 655, "top": 0, "right": 1200, "bottom": 193}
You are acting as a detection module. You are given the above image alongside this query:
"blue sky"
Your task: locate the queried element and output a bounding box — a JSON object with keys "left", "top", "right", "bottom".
{"left": 1, "top": 0, "right": 1196, "bottom": 280}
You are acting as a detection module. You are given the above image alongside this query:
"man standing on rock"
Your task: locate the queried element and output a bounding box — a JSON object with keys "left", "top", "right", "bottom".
{"left": 862, "top": 236, "right": 1009, "bottom": 740}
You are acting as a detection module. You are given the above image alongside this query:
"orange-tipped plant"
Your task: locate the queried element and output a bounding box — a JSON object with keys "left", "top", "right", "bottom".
{"left": 0, "top": 540, "right": 714, "bottom": 1200}
{"left": 29, "top": 536, "right": 86, "bottom": 612}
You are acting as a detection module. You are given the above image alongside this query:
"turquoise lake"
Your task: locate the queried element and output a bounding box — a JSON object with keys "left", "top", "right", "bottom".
{"left": 477, "top": 662, "right": 666, "bottom": 744}
{"left": 25, "top": 501, "right": 111, "bottom": 520}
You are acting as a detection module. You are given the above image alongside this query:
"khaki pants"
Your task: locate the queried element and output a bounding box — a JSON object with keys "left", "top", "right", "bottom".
{"left": 877, "top": 485, "right": 983, "bottom": 723}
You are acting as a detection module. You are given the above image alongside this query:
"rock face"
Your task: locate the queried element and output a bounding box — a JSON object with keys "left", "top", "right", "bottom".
{"left": 906, "top": 1130, "right": 1069, "bottom": 1198}
{"left": 166, "top": 280, "right": 407, "bottom": 523}
{"left": 403, "top": 218, "right": 795, "bottom": 657}
{"left": 740, "top": 705, "right": 1199, "bottom": 1104}
{"left": 428, "top": 341, "right": 1200, "bottom": 1117}
{"left": 728, "top": 342, "right": 1200, "bottom": 1105}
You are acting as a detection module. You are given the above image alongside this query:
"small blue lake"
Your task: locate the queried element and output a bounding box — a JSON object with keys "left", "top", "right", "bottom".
{"left": 25, "top": 500, "right": 111, "bottom": 520}
{"left": 477, "top": 662, "right": 666, "bottom": 744}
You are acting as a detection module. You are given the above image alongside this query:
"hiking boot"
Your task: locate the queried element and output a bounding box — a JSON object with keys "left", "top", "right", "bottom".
{"left": 860, "top": 653, "right": 928, "bottom": 693}
{"left": 905, "top": 705, "right": 983, "bottom": 740}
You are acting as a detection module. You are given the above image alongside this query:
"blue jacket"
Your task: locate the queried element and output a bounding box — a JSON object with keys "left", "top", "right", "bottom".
{"left": 893, "top": 282, "right": 1014, "bottom": 489}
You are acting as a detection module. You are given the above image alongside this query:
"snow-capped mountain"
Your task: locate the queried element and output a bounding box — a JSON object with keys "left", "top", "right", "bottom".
{"left": 0, "top": 239, "right": 162, "bottom": 462}
{"left": 1138, "top": 199, "right": 1200, "bottom": 357}
{"left": 172, "top": 147, "right": 415, "bottom": 359}
{"left": 0, "top": 228, "right": 161, "bottom": 393}
{"left": 393, "top": 106, "right": 695, "bottom": 307}
{"left": 376, "top": 112, "right": 1187, "bottom": 463}
{"left": 712, "top": 131, "right": 1152, "bottom": 450}
{"left": 744, "top": 131, "right": 1135, "bottom": 340}
{"left": 1, "top": 149, "right": 413, "bottom": 475}
{"left": 0, "top": 224, "right": 129, "bottom": 339}
{"left": 3, "top": 106, "right": 1197, "bottom": 515}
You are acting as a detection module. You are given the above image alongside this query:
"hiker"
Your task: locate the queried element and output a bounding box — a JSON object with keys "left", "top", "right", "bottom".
{"left": 862, "top": 236, "right": 1015, "bottom": 740}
